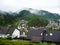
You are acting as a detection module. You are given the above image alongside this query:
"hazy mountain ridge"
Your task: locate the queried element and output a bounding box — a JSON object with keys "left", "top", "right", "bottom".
{"left": 27, "top": 9, "right": 60, "bottom": 20}
{"left": 0, "top": 8, "right": 60, "bottom": 20}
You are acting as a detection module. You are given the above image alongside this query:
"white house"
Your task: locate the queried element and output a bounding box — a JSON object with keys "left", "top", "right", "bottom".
{"left": 12, "top": 29, "right": 20, "bottom": 38}
{"left": 0, "top": 26, "right": 27, "bottom": 38}
{"left": 0, "top": 20, "right": 28, "bottom": 38}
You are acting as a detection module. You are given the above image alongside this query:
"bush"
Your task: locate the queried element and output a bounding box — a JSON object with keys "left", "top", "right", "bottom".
{"left": 6, "top": 36, "right": 12, "bottom": 40}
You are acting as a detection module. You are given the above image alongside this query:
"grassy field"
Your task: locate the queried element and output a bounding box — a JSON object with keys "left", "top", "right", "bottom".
{"left": 0, "top": 39, "right": 56, "bottom": 45}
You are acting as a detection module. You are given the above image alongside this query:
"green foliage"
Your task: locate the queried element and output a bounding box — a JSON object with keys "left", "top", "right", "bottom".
{"left": 20, "top": 14, "right": 34, "bottom": 21}
{"left": 0, "top": 14, "right": 19, "bottom": 27}
{"left": 0, "top": 39, "right": 56, "bottom": 45}
{"left": 0, "top": 16, "right": 5, "bottom": 26}
{"left": 47, "top": 27, "right": 60, "bottom": 30}
{"left": 37, "top": 10, "right": 60, "bottom": 20}
{"left": 18, "top": 10, "right": 30, "bottom": 17}
{"left": 0, "top": 9, "right": 60, "bottom": 27}
{"left": 27, "top": 15, "right": 49, "bottom": 27}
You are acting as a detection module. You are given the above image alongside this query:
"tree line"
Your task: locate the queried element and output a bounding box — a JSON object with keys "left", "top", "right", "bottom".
{"left": 0, "top": 10, "right": 49, "bottom": 27}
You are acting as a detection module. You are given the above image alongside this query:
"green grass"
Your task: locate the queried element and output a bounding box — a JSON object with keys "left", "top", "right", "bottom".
{"left": 0, "top": 39, "right": 56, "bottom": 45}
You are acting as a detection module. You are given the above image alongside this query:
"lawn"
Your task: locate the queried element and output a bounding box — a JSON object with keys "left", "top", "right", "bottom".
{"left": 0, "top": 39, "right": 56, "bottom": 45}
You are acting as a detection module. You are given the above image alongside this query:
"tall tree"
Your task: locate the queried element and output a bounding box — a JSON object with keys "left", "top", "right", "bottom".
{"left": 27, "top": 16, "right": 48, "bottom": 27}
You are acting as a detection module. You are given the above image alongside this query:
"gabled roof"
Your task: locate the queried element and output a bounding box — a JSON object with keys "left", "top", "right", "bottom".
{"left": 7, "top": 27, "right": 15, "bottom": 35}
{"left": 27, "top": 28, "right": 44, "bottom": 39}
{"left": 0, "top": 26, "right": 15, "bottom": 35}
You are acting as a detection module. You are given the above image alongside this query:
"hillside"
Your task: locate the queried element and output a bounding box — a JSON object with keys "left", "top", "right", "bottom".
{"left": 23, "top": 8, "right": 60, "bottom": 20}
{"left": 0, "top": 9, "right": 60, "bottom": 20}
{"left": 0, "top": 9, "right": 60, "bottom": 27}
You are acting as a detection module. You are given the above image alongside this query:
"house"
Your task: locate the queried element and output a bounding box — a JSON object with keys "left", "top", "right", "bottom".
{"left": 0, "top": 26, "right": 15, "bottom": 38}
{"left": 27, "top": 28, "right": 44, "bottom": 42}
{"left": 0, "top": 26, "right": 27, "bottom": 38}
{"left": 0, "top": 20, "right": 28, "bottom": 38}
{"left": 17, "top": 20, "right": 28, "bottom": 37}
{"left": 27, "top": 28, "right": 60, "bottom": 42}
{"left": 17, "top": 26, "right": 28, "bottom": 38}
{"left": 46, "top": 20, "right": 60, "bottom": 30}
{"left": 12, "top": 28, "right": 20, "bottom": 38}
{"left": 18, "top": 20, "right": 28, "bottom": 28}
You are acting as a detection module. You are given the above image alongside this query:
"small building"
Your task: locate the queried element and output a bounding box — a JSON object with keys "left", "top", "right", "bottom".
{"left": 0, "top": 26, "right": 27, "bottom": 38}
{"left": 0, "top": 20, "right": 28, "bottom": 38}
{"left": 27, "top": 28, "right": 60, "bottom": 42}
{"left": 0, "top": 26, "right": 15, "bottom": 38}
{"left": 46, "top": 20, "right": 58, "bottom": 28}
{"left": 17, "top": 20, "right": 28, "bottom": 37}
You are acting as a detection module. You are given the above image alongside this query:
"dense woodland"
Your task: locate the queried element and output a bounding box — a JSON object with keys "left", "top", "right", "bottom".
{"left": 0, "top": 9, "right": 60, "bottom": 27}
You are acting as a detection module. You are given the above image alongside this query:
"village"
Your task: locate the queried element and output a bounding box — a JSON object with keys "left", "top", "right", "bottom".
{"left": 0, "top": 19, "right": 60, "bottom": 43}
{"left": 0, "top": 0, "right": 60, "bottom": 45}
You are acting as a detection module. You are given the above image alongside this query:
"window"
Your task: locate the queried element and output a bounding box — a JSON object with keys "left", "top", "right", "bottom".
{"left": 50, "top": 33, "right": 53, "bottom": 36}
{"left": 41, "top": 33, "right": 43, "bottom": 36}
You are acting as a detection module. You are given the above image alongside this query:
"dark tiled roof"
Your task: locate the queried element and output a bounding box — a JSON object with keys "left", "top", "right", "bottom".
{"left": 7, "top": 28, "right": 15, "bottom": 35}
{"left": 0, "top": 26, "right": 15, "bottom": 35}
{"left": 27, "top": 28, "right": 44, "bottom": 39}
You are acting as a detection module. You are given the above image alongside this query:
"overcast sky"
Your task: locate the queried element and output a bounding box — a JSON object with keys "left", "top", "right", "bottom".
{"left": 0, "top": 0, "right": 60, "bottom": 14}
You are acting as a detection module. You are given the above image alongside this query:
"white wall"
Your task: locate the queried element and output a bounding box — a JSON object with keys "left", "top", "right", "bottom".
{"left": 12, "top": 29, "right": 20, "bottom": 38}
{"left": 0, "top": 34, "right": 9, "bottom": 38}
